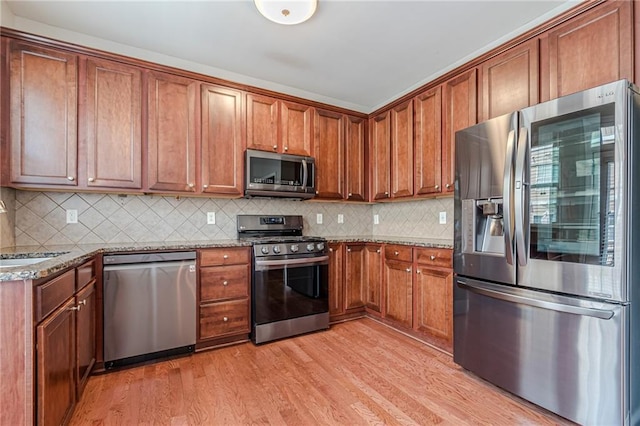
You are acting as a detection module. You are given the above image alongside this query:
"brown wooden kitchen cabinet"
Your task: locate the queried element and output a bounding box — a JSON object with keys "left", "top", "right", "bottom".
{"left": 147, "top": 71, "right": 198, "bottom": 193}
{"left": 369, "top": 111, "right": 391, "bottom": 200}
{"left": 328, "top": 242, "right": 345, "bottom": 318}
{"left": 198, "top": 247, "right": 251, "bottom": 344}
{"left": 479, "top": 38, "right": 539, "bottom": 121}
{"left": 345, "top": 115, "right": 367, "bottom": 201}
{"left": 442, "top": 68, "right": 477, "bottom": 194}
{"left": 344, "top": 243, "right": 366, "bottom": 311}
{"left": 201, "top": 84, "right": 245, "bottom": 195}
{"left": 390, "top": 100, "right": 414, "bottom": 198}
{"left": 8, "top": 41, "right": 78, "bottom": 187}
{"left": 414, "top": 248, "right": 453, "bottom": 352}
{"left": 383, "top": 245, "right": 413, "bottom": 329}
{"left": 542, "top": 0, "right": 633, "bottom": 102}
{"left": 83, "top": 57, "right": 143, "bottom": 189}
{"left": 414, "top": 86, "right": 442, "bottom": 196}
{"left": 246, "top": 93, "right": 313, "bottom": 156}
{"left": 75, "top": 260, "right": 96, "bottom": 399}
{"left": 314, "top": 109, "right": 345, "bottom": 199}
{"left": 364, "top": 244, "right": 383, "bottom": 314}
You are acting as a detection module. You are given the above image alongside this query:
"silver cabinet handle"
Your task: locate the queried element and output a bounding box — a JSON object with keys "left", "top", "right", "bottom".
{"left": 223, "top": 281, "right": 228, "bottom": 286}
{"left": 79, "top": 299, "right": 87, "bottom": 306}
{"left": 223, "top": 316, "right": 228, "bottom": 322}
{"left": 68, "top": 306, "right": 81, "bottom": 311}
{"left": 67, "top": 176, "right": 75, "bottom": 181}
{"left": 430, "top": 255, "right": 436, "bottom": 261}
{"left": 88, "top": 177, "right": 95, "bottom": 182}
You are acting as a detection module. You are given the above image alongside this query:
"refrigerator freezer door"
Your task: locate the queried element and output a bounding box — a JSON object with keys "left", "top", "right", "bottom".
{"left": 454, "top": 112, "right": 516, "bottom": 285}
{"left": 454, "top": 277, "right": 627, "bottom": 425}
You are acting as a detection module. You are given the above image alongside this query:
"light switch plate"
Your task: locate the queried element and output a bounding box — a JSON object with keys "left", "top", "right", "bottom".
{"left": 439, "top": 211, "right": 447, "bottom": 224}
{"left": 373, "top": 214, "right": 380, "bottom": 225}
{"left": 337, "top": 214, "right": 344, "bottom": 224}
{"left": 66, "top": 209, "right": 78, "bottom": 224}
{"left": 316, "top": 213, "right": 323, "bottom": 224}
{"left": 207, "top": 212, "right": 216, "bottom": 224}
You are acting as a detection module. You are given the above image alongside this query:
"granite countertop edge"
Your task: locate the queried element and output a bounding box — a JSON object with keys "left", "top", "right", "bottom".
{"left": 0, "top": 236, "right": 453, "bottom": 282}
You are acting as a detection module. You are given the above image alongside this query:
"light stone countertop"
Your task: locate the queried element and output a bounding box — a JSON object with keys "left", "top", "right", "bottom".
{"left": 0, "top": 236, "right": 453, "bottom": 282}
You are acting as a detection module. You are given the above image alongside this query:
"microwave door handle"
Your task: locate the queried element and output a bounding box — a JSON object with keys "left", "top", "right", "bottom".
{"left": 503, "top": 129, "right": 515, "bottom": 266}
{"left": 515, "top": 126, "right": 528, "bottom": 267}
{"left": 301, "top": 159, "right": 308, "bottom": 190}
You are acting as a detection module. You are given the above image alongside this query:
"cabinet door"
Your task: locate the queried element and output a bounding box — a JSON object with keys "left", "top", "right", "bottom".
{"left": 281, "top": 100, "right": 313, "bottom": 156}
{"left": 84, "top": 58, "right": 142, "bottom": 189}
{"left": 414, "top": 87, "right": 442, "bottom": 196}
{"left": 328, "top": 243, "right": 345, "bottom": 317}
{"left": 246, "top": 93, "right": 279, "bottom": 153}
{"left": 414, "top": 266, "right": 453, "bottom": 343}
{"left": 545, "top": 0, "right": 632, "bottom": 100}
{"left": 344, "top": 244, "right": 365, "bottom": 310}
{"left": 443, "top": 69, "right": 477, "bottom": 194}
{"left": 314, "top": 109, "right": 344, "bottom": 199}
{"left": 390, "top": 100, "right": 414, "bottom": 198}
{"left": 147, "top": 71, "right": 198, "bottom": 192}
{"left": 364, "top": 244, "right": 383, "bottom": 313}
{"left": 37, "top": 298, "right": 76, "bottom": 426}
{"left": 9, "top": 42, "right": 78, "bottom": 186}
{"left": 75, "top": 281, "right": 96, "bottom": 398}
{"left": 384, "top": 260, "right": 413, "bottom": 328}
{"left": 480, "top": 38, "right": 539, "bottom": 121}
{"left": 345, "top": 115, "right": 367, "bottom": 201}
{"left": 201, "top": 84, "right": 244, "bottom": 195}
{"left": 370, "top": 111, "right": 391, "bottom": 200}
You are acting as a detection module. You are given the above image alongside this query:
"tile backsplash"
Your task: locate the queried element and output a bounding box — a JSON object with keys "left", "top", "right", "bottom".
{"left": 11, "top": 190, "right": 454, "bottom": 246}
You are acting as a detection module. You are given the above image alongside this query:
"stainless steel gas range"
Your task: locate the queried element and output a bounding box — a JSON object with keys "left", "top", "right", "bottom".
{"left": 237, "top": 215, "right": 329, "bottom": 344}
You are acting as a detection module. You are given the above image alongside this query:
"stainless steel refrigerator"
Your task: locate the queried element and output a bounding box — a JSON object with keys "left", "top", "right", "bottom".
{"left": 453, "top": 79, "right": 639, "bottom": 425}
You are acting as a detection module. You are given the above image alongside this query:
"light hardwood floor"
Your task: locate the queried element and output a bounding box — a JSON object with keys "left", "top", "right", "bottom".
{"left": 70, "top": 318, "right": 571, "bottom": 425}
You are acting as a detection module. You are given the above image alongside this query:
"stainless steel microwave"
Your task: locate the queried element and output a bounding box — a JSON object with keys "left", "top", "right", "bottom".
{"left": 244, "top": 149, "right": 316, "bottom": 199}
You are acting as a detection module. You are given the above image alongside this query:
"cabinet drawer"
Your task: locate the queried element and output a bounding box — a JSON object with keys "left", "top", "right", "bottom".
{"left": 384, "top": 245, "right": 413, "bottom": 263}
{"left": 199, "top": 299, "right": 249, "bottom": 340}
{"left": 200, "top": 264, "right": 249, "bottom": 302}
{"left": 200, "top": 247, "right": 250, "bottom": 266}
{"left": 76, "top": 258, "right": 96, "bottom": 291}
{"left": 415, "top": 248, "right": 452, "bottom": 268}
{"left": 36, "top": 269, "right": 75, "bottom": 323}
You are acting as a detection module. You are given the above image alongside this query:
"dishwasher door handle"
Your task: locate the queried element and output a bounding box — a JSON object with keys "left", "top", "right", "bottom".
{"left": 103, "top": 260, "right": 196, "bottom": 272}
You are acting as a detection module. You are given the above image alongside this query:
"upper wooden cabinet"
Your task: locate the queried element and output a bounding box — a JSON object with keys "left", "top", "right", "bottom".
{"left": 345, "top": 115, "right": 367, "bottom": 201}
{"left": 246, "top": 93, "right": 313, "bottom": 156}
{"left": 479, "top": 39, "right": 539, "bottom": 121}
{"left": 83, "top": 58, "right": 142, "bottom": 189}
{"left": 147, "top": 71, "right": 198, "bottom": 192}
{"left": 543, "top": 0, "right": 633, "bottom": 101}
{"left": 314, "top": 108, "right": 345, "bottom": 199}
{"left": 369, "top": 111, "right": 391, "bottom": 201}
{"left": 414, "top": 86, "right": 442, "bottom": 196}
{"left": 9, "top": 41, "right": 78, "bottom": 186}
{"left": 442, "top": 68, "right": 477, "bottom": 194}
{"left": 201, "top": 84, "right": 244, "bottom": 195}
{"left": 390, "top": 100, "right": 414, "bottom": 198}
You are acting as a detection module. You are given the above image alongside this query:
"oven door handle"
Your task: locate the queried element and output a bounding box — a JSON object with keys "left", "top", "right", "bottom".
{"left": 254, "top": 255, "right": 329, "bottom": 269}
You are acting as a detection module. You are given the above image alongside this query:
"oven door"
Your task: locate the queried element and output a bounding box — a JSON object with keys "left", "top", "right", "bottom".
{"left": 253, "top": 255, "right": 329, "bottom": 326}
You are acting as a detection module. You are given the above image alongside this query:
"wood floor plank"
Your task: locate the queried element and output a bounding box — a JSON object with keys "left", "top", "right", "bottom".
{"left": 70, "top": 318, "right": 572, "bottom": 425}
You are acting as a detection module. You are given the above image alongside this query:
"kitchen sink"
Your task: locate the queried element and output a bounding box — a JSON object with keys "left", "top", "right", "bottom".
{"left": 0, "top": 252, "right": 69, "bottom": 269}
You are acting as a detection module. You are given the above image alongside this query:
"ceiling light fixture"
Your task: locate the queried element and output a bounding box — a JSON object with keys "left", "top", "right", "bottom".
{"left": 254, "top": 0, "right": 317, "bottom": 25}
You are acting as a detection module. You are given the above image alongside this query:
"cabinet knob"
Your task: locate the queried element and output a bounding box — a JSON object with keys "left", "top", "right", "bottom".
{"left": 446, "top": 183, "right": 451, "bottom": 189}
{"left": 67, "top": 176, "right": 75, "bottom": 181}
{"left": 223, "top": 255, "right": 229, "bottom": 259}
{"left": 329, "top": 248, "right": 334, "bottom": 252}
{"left": 348, "top": 192, "right": 353, "bottom": 197}
{"left": 88, "top": 177, "right": 95, "bottom": 183}
{"left": 347, "top": 248, "right": 352, "bottom": 252}
{"left": 223, "top": 316, "right": 229, "bottom": 322}
{"left": 188, "top": 183, "right": 194, "bottom": 188}
{"left": 68, "top": 306, "right": 81, "bottom": 312}
{"left": 273, "top": 145, "right": 278, "bottom": 150}
{"left": 394, "top": 251, "right": 399, "bottom": 256}
{"left": 406, "top": 268, "right": 411, "bottom": 273}
{"left": 79, "top": 299, "right": 87, "bottom": 306}
{"left": 416, "top": 270, "right": 421, "bottom": 274}
{"left": 376, "top": 249, "right": 381, "bottom": 253}
{"left": 203, "top": 184, "right": 209, "bottom": 189}
{"left": 284, "top": 146, "right": 288, "bottom": 151}
{"left": 434, "top": 185, "right": 439, "bottom": 190}
{"left": 430, "top": 255, "right": 436, "bottom": 261}
{"left": 223, "top": 281, "right": 228, "bottom": 286}
{"left": 316, "top": 191, "right": 319, "bottom": 194}
{"left": 384, "top": 191, "right": 389, "bottom": 196}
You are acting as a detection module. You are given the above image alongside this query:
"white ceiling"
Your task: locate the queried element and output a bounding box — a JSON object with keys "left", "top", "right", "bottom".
{"left": 2, "top": 0, "right": 578, "bottom": 113}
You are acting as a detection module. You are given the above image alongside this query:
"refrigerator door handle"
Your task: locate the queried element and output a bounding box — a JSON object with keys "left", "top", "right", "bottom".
{"left": 515, "top": 126, "right": 528, "bottom": 266}
{"left": 457, "top": 280, "right": 615, "bottom": 320}
{"left": 503, "top": 129, "right": 516, "bottom": 266}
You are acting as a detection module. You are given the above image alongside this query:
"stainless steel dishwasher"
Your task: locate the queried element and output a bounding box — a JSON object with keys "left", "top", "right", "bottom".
{"left": 103, "top": 251, "right": 196, "bottom": 369}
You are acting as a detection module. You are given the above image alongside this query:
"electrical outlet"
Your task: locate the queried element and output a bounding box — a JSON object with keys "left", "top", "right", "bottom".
{"left": 337, "top": 214, "right": 344, "bottom": 224}
{"left": 316, "top": 213, "right": 323, "bottom": 224}
{"left": 66, "top": 209, "right": 78, "bottom": 224}
{"left": 373, "top": 214, "right": 380, "bottom": 225}
{"left": 439, "top": 211, "right": 447, "bottom": 224}
{"left": 207, "top": 212, "right": 216, "bottom": 225}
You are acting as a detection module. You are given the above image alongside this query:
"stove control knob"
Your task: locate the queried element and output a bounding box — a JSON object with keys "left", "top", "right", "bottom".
{"left": 261, "top": 246, "right": 269, "bottom": 254}
{"left": 316, "top": 242, "right": 325, "bottom": 251}
{"left": 306, "top": 243, "right": 315, "bottom": 252}
{"left": 290, "top": 244, "right": 299, "bottom": 253}
{"left": 273, "top": 246, "right": 281, "bottom": 254}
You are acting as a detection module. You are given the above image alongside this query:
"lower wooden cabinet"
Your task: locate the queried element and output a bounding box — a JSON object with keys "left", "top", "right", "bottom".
{"left": 198, "top": 248, "right": 250, "bottom": 344}
{"left": 364, "top": 244, "right": 383, "bottom": 314}
{"left": 383, "top": 245, "right": 413, "bottom": 328}
{"left": 75, "top": 281, "right": 96, "bottom": 398}
{"left": 328, "top": 242, "right": 345, "bottom": 317}
{"left": 344, "top": 244, "right": 366, "bottom": 311}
